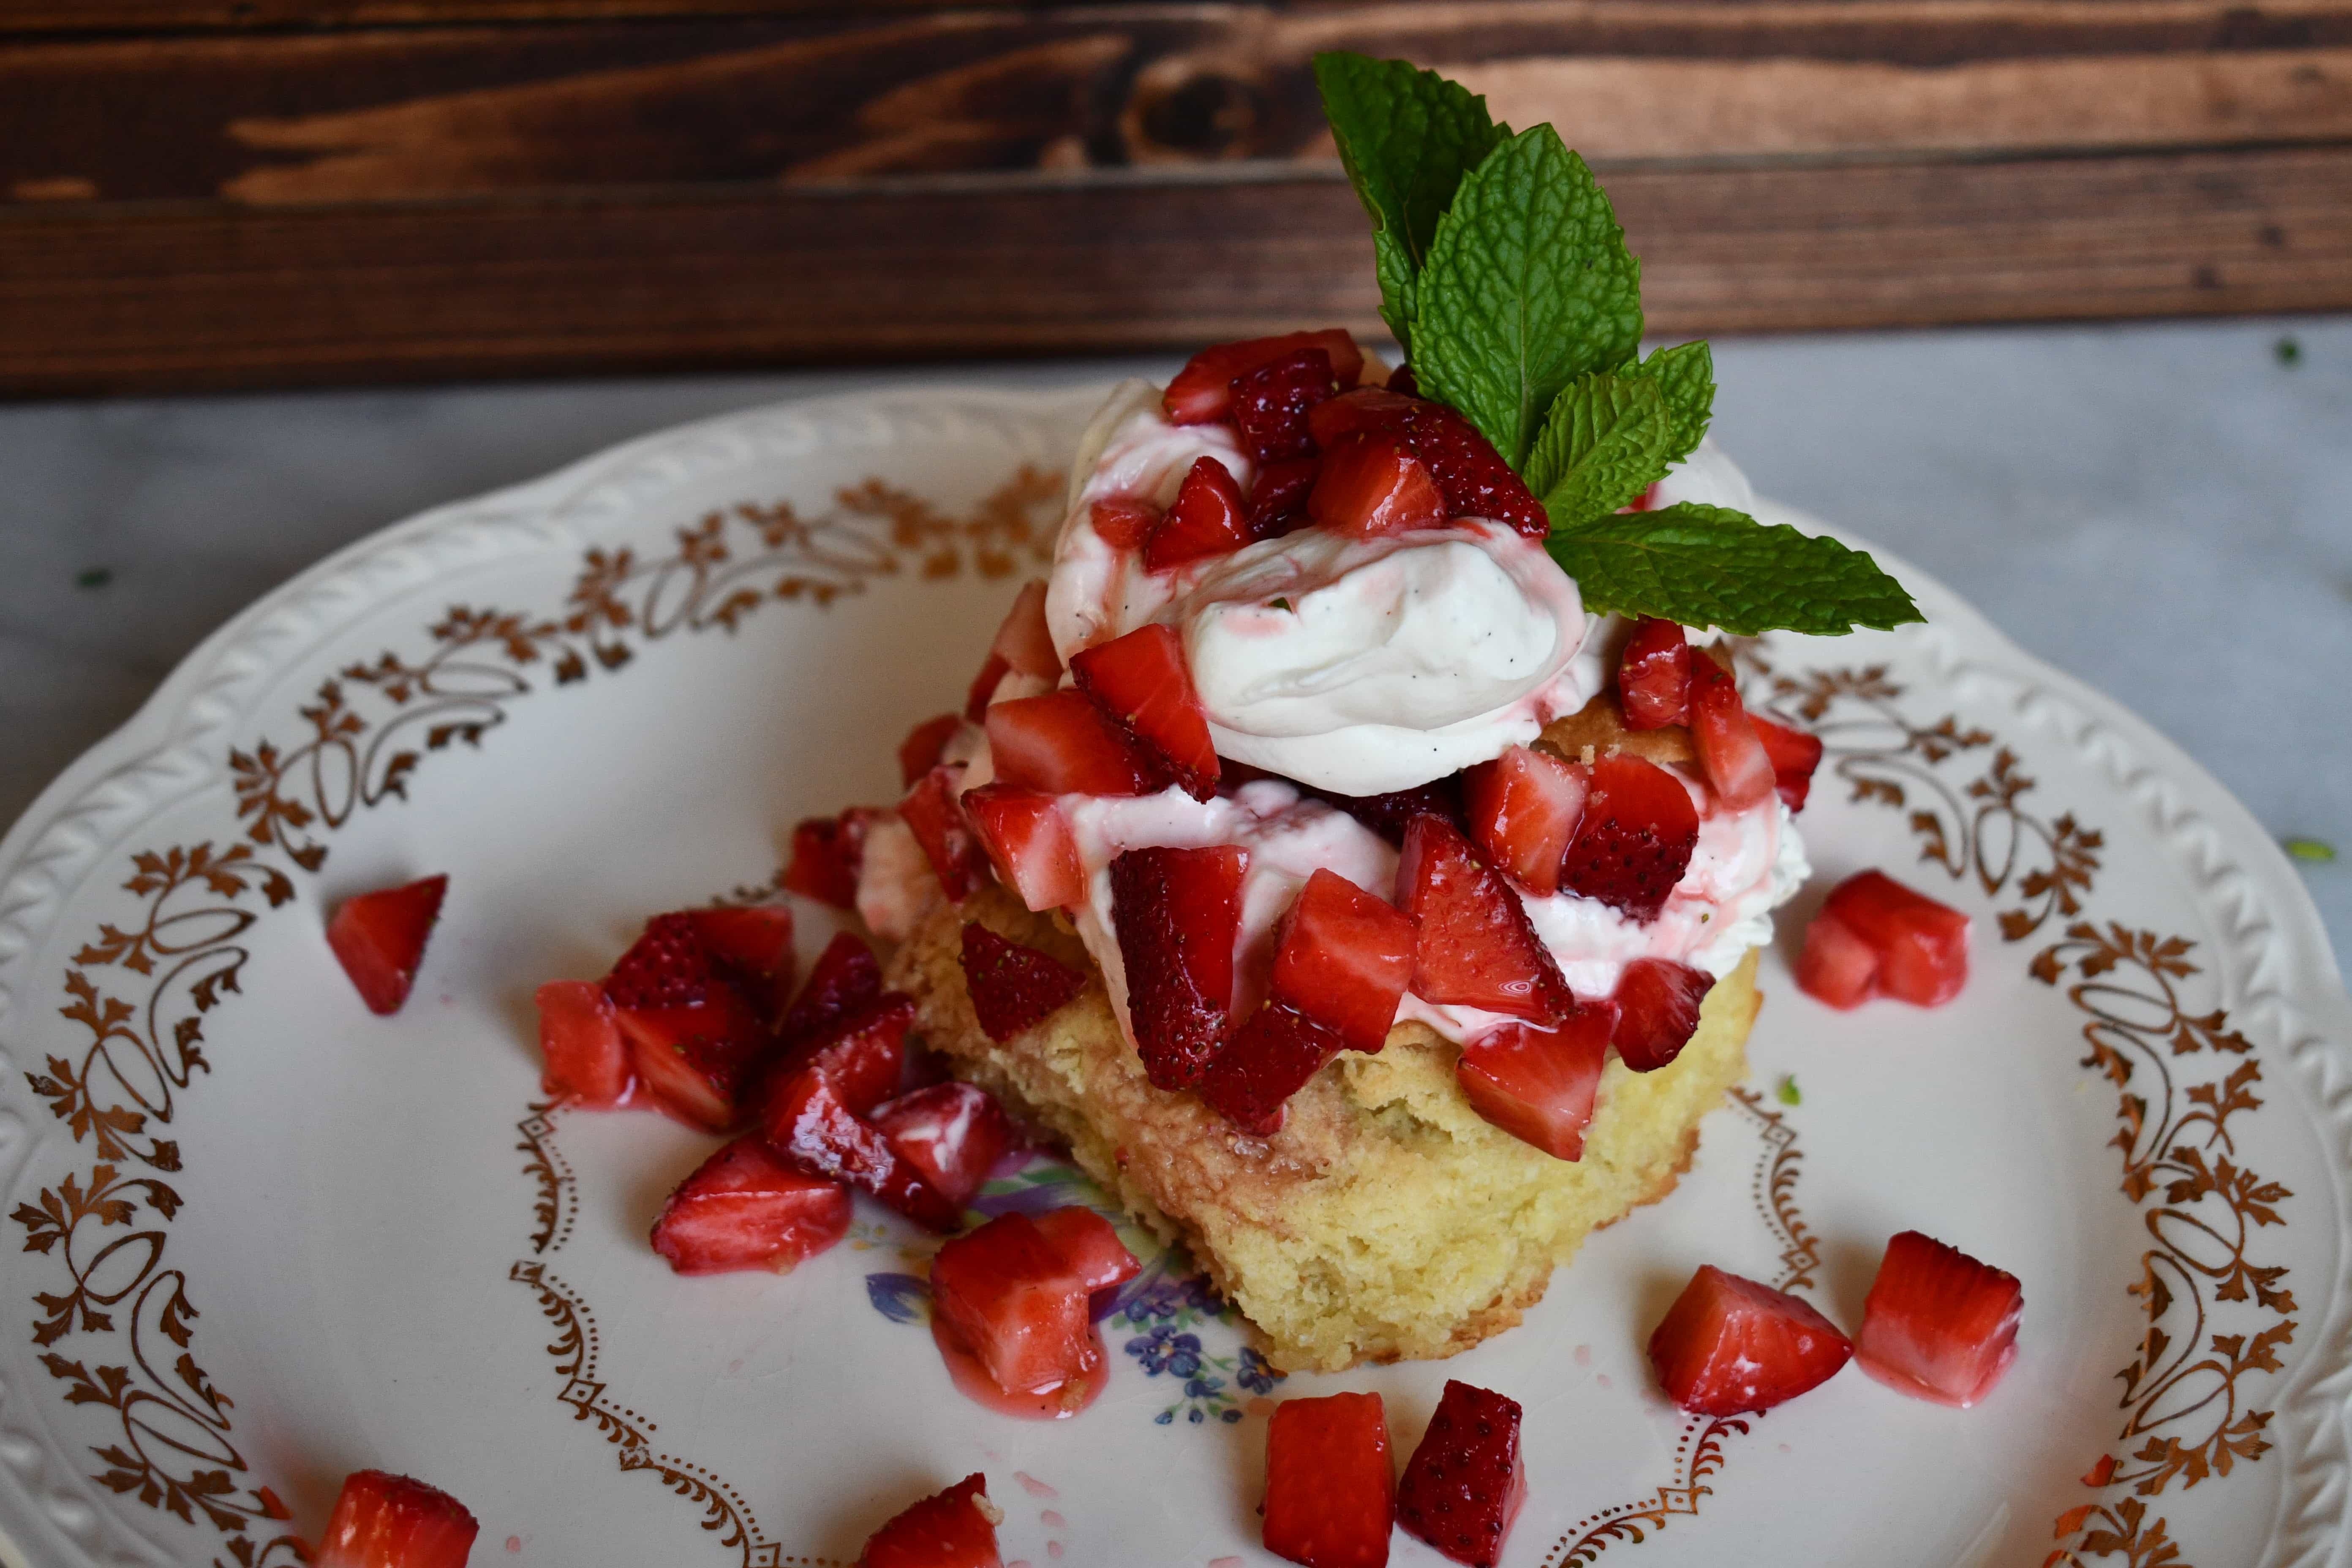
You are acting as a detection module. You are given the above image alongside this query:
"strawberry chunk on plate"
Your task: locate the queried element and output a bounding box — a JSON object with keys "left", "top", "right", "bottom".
{"left": 781, "top": 809, "right": 872, "bottom": 909}
{"left": 777, "top": 930, "right": 884, "bottom": 1049}
{"left": 858, "top": 1473, "right": 1004, "bottom": 1568}
{"left": 1263, "top": 1391, "right": 1394, "bottom": 1568}
{"left": 1069, "top": 623, "right": 1219, "bottom": 798}
{"left": 534, "top": 980, "right": 634, "bottom": 1107}
{"left": 1794, "top": 907, "right": 1878, "bottom": 1009}
{"left": 314, "top": 1470, "right": 479, "bottom": 1568}
{"left": 958, "top": 923, "right": 1087, "bottom": 1043}
{"left": 679, "top": 903, "right": 797, "bottom": 1016}
{"left": 929, "top": 1212, "right": 1101, "bottom": 1395}
{"left": 898, "top": 712, "right": 964, "bottom": 787}
{"left": 960, "top": 785, "right": 1086, "bottom": 912}
{"left": 1396, "top": 1380, "right": 1527, "bottom": 1568}
{"left": 1686, "top": 651, "right": 1777, "bottom": 810}
{"left": 1309, "top": 432, "right": 1448, "bottom": 537}
{"left": 326, "top": 874, "right": 447, "bottom": 1016}
{"left": 1750, "top": 712, "right": 1825, "bottom": 811}
{"left": 899, "top": 764, "right": 992, "bottom": 903}
{"left": 1230, "top": 346, "right": 1339, "bottom": 463}
{"left": 872, "top": 1081, "right": 1015, "bottom": 1209}
{"left": 1455, "top": 1006, "right": 1615, "bottom": 1161}
{"left": 1163, "top": 329, "right": 1364, "bottom": 424}
{"left": 1145, "top": 456, "right": 1251, "bottom": 572}
{"left": 1268, "top": 867, "right": 1416, "bottom": 1055}
{"left": 603, "top": 912, "right": 774, "bottom": 1130}
{"left": 762, "top": 1063, "right": 962, "bottom": 1233}
{"left": 1557, "top": 754, "right": 1700, "bottom": 924}
{"left": 1610, "top": 957, "right": 1713, "bottom": 1072}
{"left": 1814, "top": 869, "right": 1971, "bottom": 1006}
{"left": 1197, "top": 1000, "right": 1345, "bottom": 1137}
{"left": 1109, "top": 844, "right": 1249, "bottom": 1090}
{"left": 1030, "top": 1206, "right": 1140, "bottom": 1293}
{"left": 767, "top": 992, "right": 914, "bottom": 1119}
{"left": 1462, "top": 743, "right": 1587, "bottom": 896}
{"left": 1855, "top": 1230, "right": 2023, "bottom": 1408}
{"left": 650, "top": 1135, "right": 852, "bottom": 1276}
{"left": 1398, "top": 815, "right": 1573, "bottom": 1023}
{"left": 1648, "top": 1264, "right": 1853, "bottom": 1416}
{"left": 985, "top": 690, "right": 1170, "bottom": 797}
{"left": 1617, "top": 618, "right": 1692, "bottom": 729}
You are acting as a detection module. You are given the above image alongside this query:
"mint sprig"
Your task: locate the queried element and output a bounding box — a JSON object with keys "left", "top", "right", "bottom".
{"left": 1546, "top": 504, "right": 1921, "bottom": 636}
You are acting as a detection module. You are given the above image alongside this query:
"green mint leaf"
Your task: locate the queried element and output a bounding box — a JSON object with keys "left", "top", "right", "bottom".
{"left": 1525, "top": 370, "right": 1673, "bottom": 523}
{"left": 1411, "top": 125, "right": 1643, "bottom": 470}
{"left": 1313, "top": 52, "right": 1508, "bottom": 353}
{"left": 1776, "top": 1074, "right": 1802, "bottom": 1106}
{"left": 1629, "top": 341, "right": 1715, "bottom": 467}
{"left": 1546, "top": 503, "right": 1923, "bottom": 635}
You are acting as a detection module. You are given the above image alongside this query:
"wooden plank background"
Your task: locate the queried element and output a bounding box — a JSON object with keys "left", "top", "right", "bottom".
{"left": 4, "top": 0, "right": 2350, "bottom": 394}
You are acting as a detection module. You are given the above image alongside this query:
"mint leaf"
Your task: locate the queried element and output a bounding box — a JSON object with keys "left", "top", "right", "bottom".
{"left": 1525, "top": 370, "right": 1672, "bottom": 524}
{"left": 1313, "top": 52, "right": 1508, "bottom": 353}
{"left": 1411, "top": 126, "right": 1643, "bottom": 470}
{"left": 1546, "top": 503, "right": 1922, "bottom": 634}
{"left": 1629, "top": 341, "right": 1714, "bottom": 467}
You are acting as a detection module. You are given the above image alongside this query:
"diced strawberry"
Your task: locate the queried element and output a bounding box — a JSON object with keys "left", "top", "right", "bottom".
{"left": 649, "top": 1135, "right": 852, "bottom": 1276}
{"left": 681, "top": 903, "right": 797, "bottom": 1018}
{"left": 858, "top": 1474, "right": 1004, "bottom": 1568}
{"left": 1090, "top": 495, "right": 1162, "bottom": 549}
{"left": 898, "top": 765, "right": 991, "bottom": 903}
{"left": 1617, "top": 618, "right": 1692, "bottom": 730}
{"left": 1462, "top": 745, "right": 1587, "bottom": 896}
{"left": 782, "top": 810, "right": 871, "bottom": 909}
{"left": 1263, "top": 1392, "right": 1395, "bottom": 1568}
{"left": 1794, "top": 907, "right": 1878, "bottom": 1009}
{"left": 534, "top": 980, "right": 634, "bottom": 1107}
{"left": 763, "top": 1066, "right": 962, "bottom": 1232}
{"left": 1164, "top": 329, "right": 1364, "bottom": 424}
{"left": 1396, "top": 1381, "right": 1526, "bottom": 1568}
{"left": 1070, "top": 623, "right": 1219, "bottom": 798}
{"left": 1248, "top": 455, "right": 1321, "bottom": 540}
{"left": 1648, "top": 1264, "right": 1854, "bottom": 1416}
{"left": 1317, "top": 776, "right": 1467, "bottom": 845}
{"left": 1750, "top": 714, "right": 1825, "bottom": 812}
{"left": 604, "top": 913, "right": 772, "bottom": 1130}
{"left": 873, "top": 1081, "right": 1015, "bottom": 1209}
{"left": 985, "top": 690, "right": 1170, "bottom": 797}
{"left": 1309, "top": 432, "right": 1448, "bottom": 537}
{"left": 326, "top": 874, "right": 447, "bottom": 1016}
{"left": 987, "top": 580, "right": 1062, "bottom": 680}
{"left": 1823, "top": 870, "right": 1971, "bottom": 1006}
{"left": 960, "top": 785, "right": 1086, "bottom": 912}
{"left": 1197, "top": 1001, "right": 1343, "bottom": 1137}
{"left": 1268, "top": 868, "right": 1415, "bottom": 1055}
{"left": 777, "top": 930, "right": 884, "bottom": 1049}
{"left": 1611, "top": 957, "right": 1712, "bottom": 1072}
{"left": 1557, "top": 755, "right": 1701, "bottom": 923}
{"left": 1144, "top": 457, "right": 1250, "bottom": 572}
{"left": 1108, "top": 844, "right": 1249, "bottom": 1090}
{"left": 964, "top": 652, "right": 1011, "bottom": 723}
{"left": 1305, "top": 385, "right": 1422, "bottom": 447}
{"left": 1855, "top": 1230, "right": 2023, "bottom": 1408}
{"left": 1394, "top": 401, "right": 1548, "bottom": 537}
{"left": 1397, "top": 816, "right": 1573, "bottom": 1023}
{"left": 899, "top": 712, "right": 964, "bottom": 787}
{"left": 929, "top": 1212, "right": 1098, "bottom": 1394}
{"left": 767, "top": 992, "right": 914, "bottom": 1118}
{"left": 958, "top": 923, "right": 1087, "bottom": 1042}
{"left": 1687, "top": 653, "right": 1776, "bottom": 809}
{"left": 1454, "top": 1006, "right": 1615, "bottom": 1160}
{"left": 1030, "top": 1206, "right": 1140, "bottom": 1293}
{"left": 314, "top": 1470, "right": 478, "bottom": 1568}
{"left": 1230, "top": 347, "right": 1339, "bottom": 463}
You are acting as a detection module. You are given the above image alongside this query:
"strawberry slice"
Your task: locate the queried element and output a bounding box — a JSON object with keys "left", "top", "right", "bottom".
{"left": 1308, "top": 432, "right": 1448, "bottom": 537}
{"left": 1197, "top": 1001, "right": 1343, "bottom": 1137}
{"left": 1462, "top": 744, "right": 1587, "bottom": 896}
{"left": 1230, "top": 347, "right": 1339, "bottom": 463}
{"left": 1268, "top": 868, "right": 1416, "bottom": 1055}
{"left": 1262, "top": 1392, "right": 1395, "bottom": 1568}
{"left": 1617, "top": 618, "right": 1692, "bottom": 730}
{"left": 782, "top": 810, "right": 872, "bottom": 909}
{"left": 778, "top": 930, "right": 884, "bottom": 1049}
{"left": 899, "top": 765, "right": 991, "bottom": 902}
{"left": 680, "top": 904, "right": 796, "bottom": 1018}
{"left": 1109, "top": 844, "right": 1248, "bottom": 1089}
{"left": 1557, "top": 754, "right": 1701, "bottom": 923}
{"left": 1305, "top": 384, "right": 1422, "bottom": 447}
{"left": 1794, "top": 907, "right": 1878, "bottom": 1009}
{"left": 1454, "top": 1006, "right": 1616, "bottom": 1160}
{"left": 1396, "top": 1380, "right": 1527, "bottom": 1568}
{"left": 1248, "top": 455, "right": 1321, "bottom": 540}
{"left": 929, "top": 1212, "right": 1099, "bottom": 1394}
{"left": 1091, "top": 494, "right": 1163, "bottom": 549}
{"left": 1822, "top": 870, "right": 1971, "bottom": 1006}
{"left": 898, "top": 712, "right": 964, "bottom": 787}
{"left": 1648, "top": 1264, "right": 1854, "bottom": 1415}
{"left": 1687, "top": 652, "right": 1776, "bottom": 809}
{"left": 1310, "top": 391, "right": 1546, "bottom": 536}
{"left": 958, "top": 923, "right": 1087, "bottom": 1042}
{"left": 327, "top": 874, "right": 447, "bottom": 1016}
{"left": 1855, "top": 1230, "right": 2023, "bottom": 1408}
{"left": 985, "top": 690, "right": 1170, "bottom": 797}
{"left": 1070, "top": 623, "right": 1220, "bottom": 798}
{"left": 767, "top": 992, "right": 914, "bottom": 1118}
{"left": 859, "top": 1474, "right": 1004, "bottom": 1568}
{"left": 1164, "top": 329, "right": 1364, "bottom": 424}
{"left": 1750, "top": 713, "right": 1825, "bottom": 811}
{"left": 872, "top": 1081, "right": 1015, "bottom": 1209}
{"left": 649, "top": 1135, "right": 852, "bottom": 1276}
{"left": 314, "top": 1470, "right": 478, "bottom": 1568}
{"left": 1031, "top": 1206, "right": 1140, "bottom": 1293}
{"left": 534, "top": 980, "right": 634, "bottom": 1107}
{"left": 960, "top": 785, "right": 1087, "bottom": 912}
{"left": 763, "top": 1065, "right": 962, "bottom": 1232}
{"left": 1144, "top": 456, "right": 1250, "bottom": 572}
{"left": 987, "top": 580, "right": 1062, "bottom": 681}
{"left": 1611, "top": 957, "right": 1712, "bottom": 1072}
{"left": 604, "top": 913, "right": 772, "bottom": 1130}
{"left": 1398, "top": 816, "right": 1573, "bottom": 1023}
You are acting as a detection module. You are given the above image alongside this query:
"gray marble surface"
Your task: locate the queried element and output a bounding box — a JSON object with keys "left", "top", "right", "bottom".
{"left": 1, "top": 317, "right": 2344, "bottom": 966}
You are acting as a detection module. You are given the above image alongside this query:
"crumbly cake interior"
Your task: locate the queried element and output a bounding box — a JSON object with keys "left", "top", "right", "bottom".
{"left": 888, "top": 882, "right": 1760, "bottom": 1373}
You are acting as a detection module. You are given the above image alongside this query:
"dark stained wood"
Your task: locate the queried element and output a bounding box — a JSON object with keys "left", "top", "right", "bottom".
{"left": 5, "top": 147, "right": 2348, "bottom": 396}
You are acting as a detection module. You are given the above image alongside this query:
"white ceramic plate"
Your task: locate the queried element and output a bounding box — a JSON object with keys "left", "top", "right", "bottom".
{"left": 2, "top": 384, "right": 2348, "bottom": 1568}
